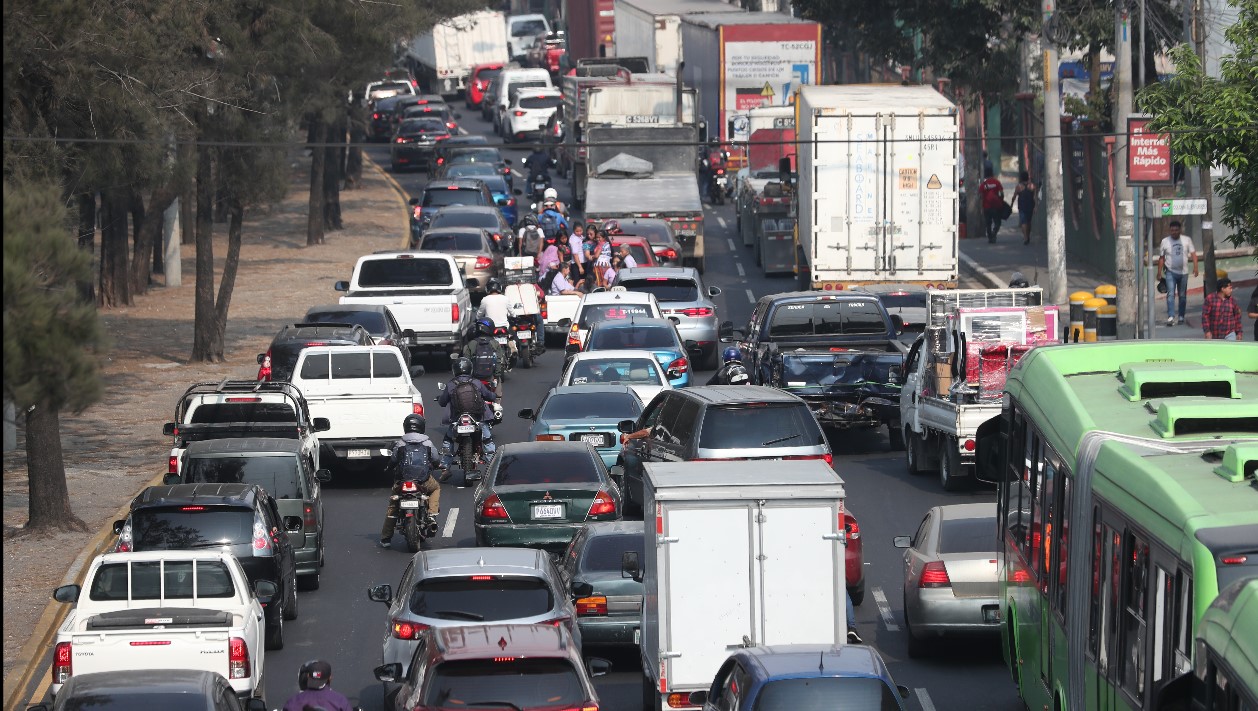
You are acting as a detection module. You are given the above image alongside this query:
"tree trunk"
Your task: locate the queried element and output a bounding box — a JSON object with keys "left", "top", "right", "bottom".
{"left": 206, "top": 196, "right": 246, "bottom": 360}
{"left": 307, "top": 118, "right": 327, "bottom": 246}
{"left": 323, "top": 116, "right": 344, "bottom": 232}
{"left": 1087, "top": 46, "right": 1101, "bottom": 104}
{"left": 962, "top": 91, "right": 984, "bottom": 238}
{"left": 130, "top": 188, "right": 178, "bottom": 295}
{"left": 98, "top": 189, "right": 132, "bottom": 308}
{"left": 180, "top": 181, "right": 195, "bottom": 245}
{"left": 22, "top": 401, "right": 87, "bottom": 533}
{"left": 76, "top": 192, "right": 96, "bottom": 304}
{"left": 191, "top": 145, "right": 220, "bottom": 362}
{"left": 346, "top": 109, "right": 365, "bottom": 189}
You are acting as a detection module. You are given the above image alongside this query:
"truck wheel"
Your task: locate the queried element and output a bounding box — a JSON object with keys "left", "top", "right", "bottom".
{"left": 939, "top": 439, "right": 964, "bottom": 491}
{"left": 265, "top": 616, "right": 284, "bottom": 651}
{"left": 887, "top": 423, "right": 905, "bottom": 451}
{"left": 643, "top": 675, "right": 661, "bottom": 711}
{"left": 283, "top": 579, "right": 298, "bottom": 620}
{"left": 905, "top": 431, "right": 926, "bottom": 475}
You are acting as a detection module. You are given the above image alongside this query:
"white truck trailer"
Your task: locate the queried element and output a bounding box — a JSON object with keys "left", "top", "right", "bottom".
{"left": 406, "top": 9, "right": 510, "bottom": 96}
{"left": 612, "top": 0, "right": 743, "bottom": 75}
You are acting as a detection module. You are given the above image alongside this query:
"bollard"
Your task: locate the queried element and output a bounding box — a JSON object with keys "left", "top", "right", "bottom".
{"left": 1097, "top": 304, "right": 1118, "bottom": 340}
{"left": 1083, "top": 297, "right": 1107, "bottom": 342}
{"left": 1070, "top": 291, "right": 1094, "bottom": 342}
{"left": 1094, "top": 284, "right": 1117, "bottom": 307}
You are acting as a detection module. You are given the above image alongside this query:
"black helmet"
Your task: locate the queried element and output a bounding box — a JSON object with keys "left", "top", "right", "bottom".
{"left": 487, "top": 278, "right": 503, "bottom": 294}
{"left": 298, "top": 659, "right": 332, "bottom": 691}
{"left": 477, "top": 318, "right": 496, "bottom": 336}
{"left": 403, "top": 413, "right": 426, "bottom": 434}
{"left": 455, "top": 356, "right": 474, "bottom": 376}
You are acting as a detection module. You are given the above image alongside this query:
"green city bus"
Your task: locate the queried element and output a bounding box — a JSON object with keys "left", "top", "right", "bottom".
{"left": 974, "top": 342, "right": 1258, "bottom": 711}
{"left": 1182, "top": 576, "right": 1257, "bottom": 710}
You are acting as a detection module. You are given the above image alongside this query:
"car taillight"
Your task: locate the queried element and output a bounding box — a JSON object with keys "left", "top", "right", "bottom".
{"left": 303, "top": 502, "right": 317, "bottom": 529}
{"left": 475, "top": 256, "right": 494, "bottom": 269}
{"left": 481, "top": 494, "right": 510, "bottom": 520}
{"left": 677, "top": 307, "right": 713, "bottom": 317}
{"left": 542, "top": 615, "right": 571, "bottom": 628}
{"left": 437, "top": 157, "right": 445, "bottom": 165}
{"left": 395, "top": 136, "right": 408, "bottom": 143}
{"left": 661, "top": 248, "right": 677, "bottom": 260}
{"left": 502, "top": 166, "right": 511, "bottom": 175}
{"left": 413, "top": 401, "right": 424, "bottom": 417}
{"left": 506, "top": 198, "right": 516, "bottom": 207}
{"left": 514, "top": 110, "right": 526, "bottom": 116}
{"left": 391, "top": 618, "right": 430, "bottom": 640}
{"left": 540, "top": 300, "right": 548, "bottom": 320}
{"left": 567, "top": 324, "right": 581, "bottom": 347}
{"left": 451, "top": 304, "right": 460, "bottom": 323}
{"left": 114, "top": 521, "right": 132, "bottom": 552}
{"left": 447, "top": 122, "right": 457, "bottom": 129}
{"left": 839, "top": 512, "right": 860, "bottom": 540}
{"left": 412, "top": 206, "right": 423, "bottom": 221}
{"left": 576, "top": 596, "right": 608, "bottom": 615}
{"left": 920, "top": 561, "right": 951, "bottom": 588}
{"left": 252, "top": 518, "right": 273, "bottom": 555}
{"left": 668, "top": 357, "right": 689, "bottom": 374}
{"left": 168, "top": 455, "right": 179, "bottom": 475}
{"left": 588, "top": 490, "right": 616, "bottom": 517}
{"left": 53, "top": 642, "right": 72, "bottom": 684}
{"left": 372, "top": 112, "right": 380, "bottom": 120}
{"left": 535, "top": 434, "right": 565, "bottom": 441}
{"left": 228, "top": 637, "right": 250, "bottom": 679}
{"left": 435, "top": 134, "right": 450, "bottom": 141}
{"left": 783, "top": 453, "right": 834, "bottom": 467}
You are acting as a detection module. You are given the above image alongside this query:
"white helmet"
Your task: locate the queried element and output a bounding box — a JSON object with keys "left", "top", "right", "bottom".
{"left": 543, "top": 187, "right": 558, "bottom": 201}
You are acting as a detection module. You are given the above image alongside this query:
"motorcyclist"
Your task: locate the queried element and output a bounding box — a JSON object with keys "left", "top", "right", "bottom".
{"left": 543, "top": 186, "right": 568, "bottom": 216}
{"left": 706, "top": 347, "right": 750, "bottom": 385}
{"left": 282, "top": 660, "right": 353, "bottom": 711}
{"left": 701, "top": 137, "right": 728, "bottom": 203}
{"left": 522, "top": 149, "right": 552, "bottom": 187}
{"left": 438, "top": 357, "right": 499, "bottom": 468}
{"left": 476, "top": 279, "right": 516, "bottom": 354}
{"left": 461, "top": 318, "right": 508, "bottom": 395}
{"left": 380, "top": 414, "right": 443, "bottom": 548}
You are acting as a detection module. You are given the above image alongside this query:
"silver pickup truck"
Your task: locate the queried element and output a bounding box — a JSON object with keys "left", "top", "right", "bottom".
{"left": 336, "top": 252, "right": 474, "bottom": 362}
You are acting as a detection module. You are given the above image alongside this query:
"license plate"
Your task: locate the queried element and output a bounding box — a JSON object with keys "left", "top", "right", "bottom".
{"left": 400, "top": 500, "right": 420, "bottom": 509}
{"left": 456, "top": 424, "right": 476, "bottom": 434}
{"left": 982, "top": 605, "right": 1002, "bottom": 623}
{"left": 580, "top": 433, "right": 606, "bottom": 446}
{"left": 516, "top": 331, "right": 531, "bottom": 340}
{"left": 634, "top": 627, "right": 640, "bottom": 645}
{"left": 347, "top": 449, "right": 371, "bottom": 459}
{"left": 532, "top": 504, "right": 564, "bottom": 519}
{"left": 495, "top": 337, "right": 509, "bottom": 345}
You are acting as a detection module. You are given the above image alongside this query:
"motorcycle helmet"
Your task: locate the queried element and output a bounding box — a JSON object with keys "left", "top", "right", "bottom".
{"left": 402, "top": 413, "right": 426, "bottom": 434}
{"left": 1008, "top": 271, "right": 1030, "bottom": 289}
{"left": 477, "top": 318, "right": 496, "bottom": 336}
{"left": 298, "top": 660, "right": 332, "bottom": 691}
{"left": 722, "top": 347, "right": 741, "bottom": 364}
{"left": 602, "top": 219, "right": 621, "bottom": 235}
{"left": 487, "top": 278, "right": 503, "bottom": 294}
{"left": 454, "top": 356, "right": 474, "bottom": 377}
{"left": 543, "top": 187, "right": 558, "bottom": 201}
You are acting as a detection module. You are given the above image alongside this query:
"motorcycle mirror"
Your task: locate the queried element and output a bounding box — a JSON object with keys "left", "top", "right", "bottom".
{"left": 437, "top": 381, "right": 447, "bottom": 391}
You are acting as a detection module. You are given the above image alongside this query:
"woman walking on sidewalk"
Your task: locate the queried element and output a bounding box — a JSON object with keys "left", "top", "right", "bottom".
{"left": 1014, "top": 171, "right": 1036, "bottom": 245}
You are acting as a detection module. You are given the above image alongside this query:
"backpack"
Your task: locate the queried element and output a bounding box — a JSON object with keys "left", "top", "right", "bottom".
{"left": 395, "top": 441, "right": 433, "bottom": 483}
{"left": 451, "top": 378, "right": 484, "bottom": 417}
{"left": 470, "top": 338, "right": 499, "bottom": 380}
{"left": 539, "top": 211, "right": 563, "bottom": 240}
{"left": 725, "top": 363, "right": 750, "bottom": 385}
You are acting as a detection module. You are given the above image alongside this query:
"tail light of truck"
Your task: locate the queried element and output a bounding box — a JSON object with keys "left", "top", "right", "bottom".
{"left": 566, "top": 324, "right": 581, "bottom": 348}
{"left": 540, "top": 300, "right": 548, "bottom": 320}
{"left": 168, "top": 455, "right": 179, "bottom": 475}
{"left": 920, "top": 561, "right": 952, "bottom": 588}
{"left": 475, "top": 256, "right": 494, "bottom": 270}
{"left": 412, "top": 401, "right": 425, "bottom": 417}
{"left": 667, "top": 357, "right": 688, "bottom": 374}
{"left": 304, "top": 502, "right": 317, "bottom": 529}
{"left": 391, "top": 618, "right": 430, "bottom": 640}
{"left": 52, "top": 642, "right": 72, "bottom": 684}
{"left": 964, "top": 439, "right": 976, "bottom": 451}
{"left": 451, "top": 304, "right": 460, "bottom": 323}
{"left": 575, "top": 596, "right": 608, "bottom": 616}
{"left": 784, "top": 453, "right": 834, "bottom": 467}
{"left": 228, "top": 637, "right": 251, "bottom": 679}
{"left": 480, "top": 494, "right": 510, "bottom": 520}
{"left": 587, "top": 490, "right": 616, "bottom": 517}
{"left": 666, "top": 692, "right": 695, "bottom": 708}
{"left": 252, "top": 516, "right": 274, "bottom": 556}
{"left": 115, "top": 521, "right": 133, "bottom": 553}
{"left": 257, "top": 350, "right": 272, "bottom": 381}
{"left": 839, "top": 512, "right": 860, "bottom": 541}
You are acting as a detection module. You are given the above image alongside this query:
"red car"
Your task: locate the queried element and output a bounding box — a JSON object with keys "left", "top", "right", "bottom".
{"left": 611, "top": 236, "right": 659, "bottom": 268}
{"left": 843, "top": 509, "right": 865, "bottom": 605}
{"left": 466, "top": 63, "right": 504, "bottom": 108}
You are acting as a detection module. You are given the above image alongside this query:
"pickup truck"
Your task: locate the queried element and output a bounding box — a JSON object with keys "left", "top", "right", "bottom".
{"left": 289, "top": 345, "right": 424, "bottom": 471}
{"left": 766, "top": 345, "right": 906, "bottom": 447}
{"left": 335, "top": 252, "right": 474, "bottom": 362}
{"left": 720, "top": 291, "right": 904, "bottom": 387}
{"left": 162, "top": 381, "right": 330, "bottom": 477}
{"left": 50, "top": 550, "right": 271, "bottom": 702}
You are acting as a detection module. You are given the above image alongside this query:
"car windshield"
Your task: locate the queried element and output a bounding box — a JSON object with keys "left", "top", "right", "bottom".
{"left": 130, "top": 508, "right": 255, "bottom": 550}
{"left": 540, "top": 392, "right": 642, "bottom": 420}
{"left": 188, "top": 402, "right": 297, "bottom": 424}
{"left": 618, "top": 278, "right": 698, "bottom": 302}
{"left": 420, "top": 232, "right": 485, "bottom": 251}
{"left": 876, "top": 292, "right": 928, "bottom": 309}
{"left": 578, "top": 303, "right": 652, "bottom": 329}
{"left": 400, "top": 118, "right": 446, "bottom": 133}
{"left": 408, "top": 576, "right": 553, "bottom": 619}
{"left": 423, "top": 188, "right": 486, "bottom": 208}
{"left": 752, "top": 677, "right": 901, "bottom": 711}
{"left": 568, "top": 358, "right": 662, "bottom": 386}
{"left": 430, "top": 212, "right": 499, "bottom": 230}
{"left": 520, "top": 95, "right": 562, "bottom": 110}
{"left": 89, "top": 560, "right": 236, "bottom": 601}
{"left": 183, "top": 455, "right": 302, "bottom": 499}
{"left": 780, "top": 352, "right": 902, "bottom": 388}
{"left": 698, "top": 405, "right": 826, "bottom": 450}
{"left": 63, "top": 693, "right": 217, "bottom": 711}
{"left": 938, "top": 515, "right": 998, "bottom": 554}
{"left": 511, "top": 19, "right": 548, "bottom": 36}
{"left": 357, "top": 258, "right": 454, "bottom": 287}
{"left": 582, "top": 533, "right": 643, "bottom": 572}
{"left": 425, "top": 659, "right": 584, "bottom": 709}
{"left": 495, "top": 449, "right": 603, "bottom": 484}
{"left": 589, "top": 325, "right": 677, "bottom": 350}
{"left": 305, "top": 310, "right": 389, "bottom": 335}
{"left": 768, "top": 300, "right": 888, "bottom": 337}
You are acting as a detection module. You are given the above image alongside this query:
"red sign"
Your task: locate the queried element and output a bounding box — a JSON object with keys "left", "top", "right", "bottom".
{"left": 1127, "top": 117, "right": 1173, "bottom": 185}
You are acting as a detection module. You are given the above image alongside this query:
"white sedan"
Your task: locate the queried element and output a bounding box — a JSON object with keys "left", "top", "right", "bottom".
{"left": 558, "top": 350, "right": 672, "bottom": 405}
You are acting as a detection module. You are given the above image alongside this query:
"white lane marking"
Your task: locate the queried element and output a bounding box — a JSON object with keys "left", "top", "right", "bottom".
{"left": 442, "top": 507, "right": 459, "bottom": 538}
{"left": 735, "top": 263, "right": 745, "bottom": 277}
{"left": 872, "top": 586, "right": 901, "bottom": 632}
{"left": 915, "top": 688, "right": 937, "bottom": 711}
{"left": 727, "top": 238, "right": 736, "bottom": 251}
{"left": 745, "top": 289, "right": 755, "bottom": 304}
{"left": 717, "top": 216, "right": 727, "bottom": 228}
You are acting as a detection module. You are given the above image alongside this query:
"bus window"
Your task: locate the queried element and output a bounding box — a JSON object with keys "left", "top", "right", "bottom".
{"left": 1089, "top": 511, "right": 1103, "bottom": 657}
{"left": 1172, "top": 569, "right": 1193, "bottom": 677}
{"left": 1153, "top": 565, "right": 1171, "bottom": 685}
{"left": 1053, "top": 475, "right": 1071, "bottom": 617}
{"left": 1100, "top": 525, "right": 1122, "bottom": 677}
{"left": 1122, "top": 533, "right": 1151, "bottom": 702}
{"left": 1037, "top": 446, "right": 1057, "bottom": 593}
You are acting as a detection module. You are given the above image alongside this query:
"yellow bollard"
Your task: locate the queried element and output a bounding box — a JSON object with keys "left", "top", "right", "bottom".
{"left": 1094, "top": 284, "right": 1117, "bottom": 307}
{"left": 1097, "top": 304, "right": 1118, "bottom": 341}
{"left": 1083, "top": 297, "right": 1107, "bottom": 342}
{"left": 1070, "top": 291, "right": 1094, "bottom": 342}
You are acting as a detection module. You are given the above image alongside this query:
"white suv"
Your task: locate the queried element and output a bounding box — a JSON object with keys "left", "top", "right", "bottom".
{"left": 502, "top": 87, "right": 562, "bottom": 143}
{"left": 565, "top": 287, "right": 664, "bottom": 357}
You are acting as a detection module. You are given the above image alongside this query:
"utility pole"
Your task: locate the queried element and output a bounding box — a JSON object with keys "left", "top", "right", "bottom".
{"left": 1112, "top": 1, "right": 1138, "bottom": 338}
{"left": 1042, "top": 2, "right": 1067, "bottom": 305}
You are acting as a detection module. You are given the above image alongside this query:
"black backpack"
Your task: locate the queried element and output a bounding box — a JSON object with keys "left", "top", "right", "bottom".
{"left": 470, "top": 338, "right": 498, "bottom": 380}
{"left": 395, "top": 441, "right": 433, "bottom": 482}
{"left": 451, "top": 378, "right": 484, "bottom": 416}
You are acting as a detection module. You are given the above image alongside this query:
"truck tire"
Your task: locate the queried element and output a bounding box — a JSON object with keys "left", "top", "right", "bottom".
{"left": 905, "top": 430, "right": 927, "bottom": 475}
{"left": 939, "top": 438, "right": 964, "bottom": 491}
{"left": 643, "top": 676, "right": 661, "bottom": 711}
{"left": 265, "top": 615, "right": 284, "bottom": 651}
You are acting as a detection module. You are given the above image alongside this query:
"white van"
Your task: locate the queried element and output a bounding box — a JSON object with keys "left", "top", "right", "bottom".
{"left": 506, "top": 14, "right": 551, "bottom": 60}
{"left": 492, "top": 67, "right": 554, "bottom": 135}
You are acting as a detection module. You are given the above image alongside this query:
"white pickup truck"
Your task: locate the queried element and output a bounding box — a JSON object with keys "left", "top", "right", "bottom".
{"left": 50, "top": 550, "right": 270, "bottom": 702}
{"left": 335, "top": 252, "right": 474, "bottom": 362}
{"left": 290, "top": 345, "right": 423, "bottom": 471}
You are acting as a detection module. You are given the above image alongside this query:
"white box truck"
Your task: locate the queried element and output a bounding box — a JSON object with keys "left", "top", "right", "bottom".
{"left": 795, "top": 84, "right": 960, "bottom": 291}
{"left": 631, "top": 459, "right": 848, "bottom": 710}
{"left": 612, "top": 0, "right": 743, "bottom": 75}
{"left": 407, "top": 9, "right": 510, "bottom": 96}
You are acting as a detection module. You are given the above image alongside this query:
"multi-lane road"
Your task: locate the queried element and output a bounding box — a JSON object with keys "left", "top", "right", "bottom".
{"left": 257, "top": 106, "right": 1019, "bottom": 710}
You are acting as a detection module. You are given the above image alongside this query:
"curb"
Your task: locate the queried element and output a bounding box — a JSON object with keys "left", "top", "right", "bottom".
{"left": 362, "top": 153, "right": 412, "bottom": 250}
{"left": 2, "top": 473, "right": 163, "bottom": 711}
{"left": 958, "top": 250, "right": 1006, "bottom": 289}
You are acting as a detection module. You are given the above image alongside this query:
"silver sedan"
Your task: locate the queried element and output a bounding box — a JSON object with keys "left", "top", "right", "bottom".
{"left": 893, "top": 502, "right": 1000, "bottom": 657}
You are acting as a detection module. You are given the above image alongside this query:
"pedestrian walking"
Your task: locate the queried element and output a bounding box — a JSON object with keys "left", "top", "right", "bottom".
{"left": 1156, "top": 221, "right": 1199, "bottom": 326}
{"left": 1247, "top": 285, "right": 1258, "bottom": 342}
{"left": 1014, "top": 171, "right": 1036, "bottom": 245}
{"left": 977, "top": 167, "right": 1005, "bottom": 243}
{"left": 1202, "top": 278, "right": 1243, "bottom": 340}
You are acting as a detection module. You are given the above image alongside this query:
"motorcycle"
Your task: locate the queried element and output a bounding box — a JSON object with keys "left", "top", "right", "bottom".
{"left": 508, "top": 312, "right": 543, "bottom": 368}
{"left": 393, "top": 471, "right": 440, "bottom": 553}
{"left": 710, "top": 167, "right": 728, "bottom": 206}
{"left": 530, "top": 172, "right": 551, "bottom": 203}
{"left": 491, "top": 325, "right": 514, "bottom": 372}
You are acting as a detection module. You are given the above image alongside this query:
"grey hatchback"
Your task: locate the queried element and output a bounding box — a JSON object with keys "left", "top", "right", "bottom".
{"left": 613, "top": 266, "right": 723, "bottom": 369}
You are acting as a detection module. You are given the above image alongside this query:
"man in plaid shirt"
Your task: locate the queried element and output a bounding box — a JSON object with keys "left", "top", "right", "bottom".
{"left": 1202, "top": 277, "right": 1243, "bottom": 340}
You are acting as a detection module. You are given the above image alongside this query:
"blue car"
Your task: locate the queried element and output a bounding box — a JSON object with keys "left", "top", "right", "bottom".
{"left": 582, "top": 317, "right": 692, "bottom": 387}
{"left": 689, "top": 644, "right": 910, "bottom": 711}
{"left": 478, "top": 174, "right": 518, "bottom": 226}
{"left": 518, "top": 385, "right": 643, "bottom": 468}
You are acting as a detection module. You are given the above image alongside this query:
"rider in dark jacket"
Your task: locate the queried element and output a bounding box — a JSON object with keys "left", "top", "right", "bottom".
{"left": 437, "top": 356, "right": 499, "bottom": 467}
{"left": 706, "top": 347, "right": 750, "bottom": 385}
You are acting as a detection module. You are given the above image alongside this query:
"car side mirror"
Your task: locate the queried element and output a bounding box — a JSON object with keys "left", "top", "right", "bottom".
{"left": 256, "top": 353, "right": 266, "bottom": 364}
{"left": 892, "top": 535, "right": 912, "bottom": 548}
{"left": 890, "top": 314, "right": 904, "bottom": 335}
{"left": 312, "top": 417, "right": 332, "bottom": 433}
{"left": 53, "top": 584, "right": 81, "bottom": 604}
{"left": 621, "top": 551, "right": 643, "bottom": 582}
{"left": 518, "top": 408, "right": 535, "bottom": 420}
{"left": 283, "top": 516, "right": 303, "bottom": 532}
{"left": 163, "top": 473, "right": 181, "bottom": 486}
{"left": 112, "top": 520, "right": 126, "bottom": 535}
{"left": 368, "top": 583, "right": 394, "bottom": 605}
{"left": 571, "top": 581, "right": 594, "bottom": 597}
{"left": 162, "top": 422, "right": 177, "bottom": 436}
{"left": 609, "top": 464, "right": 625, "bottom": 486}
{"left": 315, "top": 468, "right": 332, "bottom": 483}
{"left": 688, "top": 691, "right": 709, "bottom": 707}
{"left": 374, "top": 662, "right": 404, "bottom": 683}
{"left": 403, "top": 328, "right": 417, "bottom": 339}
{"left": 897, "top": 685, "right": 912, "bottom": 700}
{"left": 617, "top": 419, "right": 637, "bottom": 434}
{"left": 586, "top": 657, "right": 613, "bottom": 678}
{"left": 668, "top": 316, "right": 681, "bottom": 326}
{"left": 334, "top": 280, "right": 350, "bottom": 292}
{"left": 708, "top": 286, "right": 722, "bottom": 297}
{"left": 254, "top": 579, "right": 278, "bottom": 603}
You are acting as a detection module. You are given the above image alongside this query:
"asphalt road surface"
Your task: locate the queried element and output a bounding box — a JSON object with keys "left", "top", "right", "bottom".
{"left": 258, "top": 107, "right": 1019, "bottom": 711}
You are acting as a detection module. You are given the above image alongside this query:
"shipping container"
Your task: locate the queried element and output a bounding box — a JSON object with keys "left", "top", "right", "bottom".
{"left": 613, "top": 0, "right": 744, "bottom": 75}
{"left": 407, "top": 10, "right": 510, "bottom": 96}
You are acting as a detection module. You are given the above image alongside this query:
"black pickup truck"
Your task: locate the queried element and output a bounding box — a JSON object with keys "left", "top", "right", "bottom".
{"left": 765, "top": 346, "right": 906, "bottom": 448}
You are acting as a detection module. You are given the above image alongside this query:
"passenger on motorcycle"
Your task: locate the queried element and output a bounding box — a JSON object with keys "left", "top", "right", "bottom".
{"left": 476, "top": 279, "right": 516, "bottom": 353}
{"left": 706, "top": 347, "right": 750, "bottom": 385}
{"left": 380, "top": 414, "right": 443, "bottom": 549}
{"left": 461, "top": 319, "right": 508, "bottom": 394}
{"left": 438, "top": 357, "right": 499, "bottom": 467}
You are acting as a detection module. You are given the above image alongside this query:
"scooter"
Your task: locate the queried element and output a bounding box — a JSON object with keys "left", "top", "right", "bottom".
{"left": 710, "top": 168, "right": 728, "bottom": 206}
{"left": 530, "top": 172, "right": 550, "bottom": 203}
{"left": 393, "top": 471, "right": 440, "bottom": 553}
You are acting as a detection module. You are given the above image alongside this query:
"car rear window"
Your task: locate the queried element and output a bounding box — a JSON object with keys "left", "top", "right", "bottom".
{"left": 425, "top": 658, "right": 584, "bottom": 709}
{"left": 443, "top": 164, "right": 499, "bottom": 180}
{"left": 357, "top": 257, "right": 454, "bottom": 287}
{"left": 421, "top": 232, "right": 485, "bottom": 251}
{"left": 408, "top": 575, "right": 553, "bottom": 619}
{"left": 752, "top": 677, "right": 901, "bottom": 711}
{"left": 475, "top": 67, "right": 503, "bottom": 81}
{"left": 539, "top": 392, "right": 642, "bottom": 421}
{"left": 130, "top": 508, "right": 255, "bottom": 550}
{"left": 370, "top": 82, "right": 411, "bottom": 97}
{"left": 298, "top": 351, "right": 404, "bottom": 380}
{"left": 589, "top": 325, "right": 676, "bottom": 350}
{"left": 448, "top": 148, "right": 501, "bottom": 164}
{"left": 89, "top": 560, "right": 236, "bottom": 601}
{"left": 305, "top": 310, "right": 389, "bottom": 335}
{"left": 877, "top": 292, "right": 927, "bottom": 309}
{"left": 768, "top": 300, "right": 888, "bottom": 337}
{"left": 937, "top": 515, "right": 997, "bottom": 554}
{"left": 495, "top": 449, "right": 603, "bottom": 485}
{"left": 616, "top": 243, "right": 652, "bottom": 266}
{"left": 188, "top": 402, "right": 297, "bottom": 424}
{"left": 64, "top": 694, "right": 211, "bottom": 711}
{"left": 618, "top": 221, "right": 672, "bottom": 244}
{"left": 618, "top": 278, "right": 698, "bottom": 302}
{"left": 578, "top": 303, "right": 652, "bottom": 329}
{"left": 582, "top": 533, "right": 643, "bottom": 572}
{"left": 400, "top": 117, "right": 446, "bottom": 133}
{"left": 519, "top": 95, "right": 562, "bottom": 110}
{"left": 183, "top": 455, "right": 303, "bottom": 500}
{"left": 423, "top": 188, "right": 487, "bottom": 208}
{"left": 430, "top": 212, "right": 499, "bottom": 230}
{"left": 507, "top": 81, "right": 548, "bottom": 99}
{"left": 511, "top": 19, "right": 548, "bottom": 36}
{"left": 698, "top": 404, "right": 826, "bottom": 450}
{"left": 567, "top": 358, "right": 662, "bottom": 386}
{"left": 270, "top": 341, "right": 357, "bottom": 382}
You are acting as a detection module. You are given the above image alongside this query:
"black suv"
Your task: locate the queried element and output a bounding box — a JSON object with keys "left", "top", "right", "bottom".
{"left": 413, "top": 178, "right": 496, "bottom": 231}
{"left": 303, "top": 304, "right": 414, "bottom": 348}
{"left": 257, "top": 322, "right": 373, "bottom": 382}
{"left": 615, "top": 386, "right": 831, "bottom": 515}
{"left": 112, "top": 483, "right": 300, "bottom": 650}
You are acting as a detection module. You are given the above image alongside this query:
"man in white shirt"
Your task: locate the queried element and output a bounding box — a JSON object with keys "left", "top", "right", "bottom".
{"left": 476, "top": 279, "right": 515, "bottom": 354}
{"left": 1156, "top": 220, "right": 1199, "bottom": 326}
{"left": 617, "top": 243, "right": 637, "bottom": 270}
{"left": 548, "top": 262, "right": 583, "bottom": 296}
